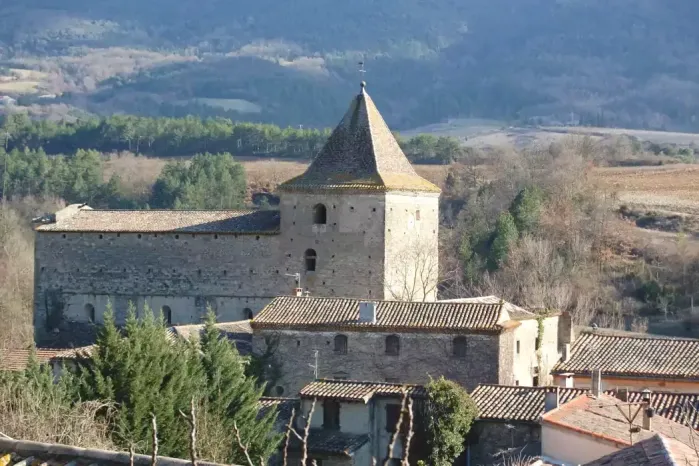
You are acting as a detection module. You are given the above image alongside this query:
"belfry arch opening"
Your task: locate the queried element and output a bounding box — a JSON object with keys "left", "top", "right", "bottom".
{"left": 313, "top": 204, "right": 327, "bottom": 225}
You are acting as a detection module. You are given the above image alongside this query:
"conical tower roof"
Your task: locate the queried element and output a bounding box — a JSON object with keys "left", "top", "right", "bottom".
{"left": 279, "top": 83, "right": 440, "bottom": 193}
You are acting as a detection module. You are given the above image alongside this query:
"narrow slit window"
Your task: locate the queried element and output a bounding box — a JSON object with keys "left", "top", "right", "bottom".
{"left": 305, "top": 249, "right": 317, "bottom": 272}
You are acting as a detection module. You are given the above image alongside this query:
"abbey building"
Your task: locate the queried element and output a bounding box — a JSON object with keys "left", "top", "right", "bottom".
{"left": 32, "top": 83, "right": 441, "bottom": 346}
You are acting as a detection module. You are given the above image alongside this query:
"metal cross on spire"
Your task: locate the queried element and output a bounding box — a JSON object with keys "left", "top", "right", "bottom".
{"left": 358, "top": 58, "right": 367, "bottom": 88}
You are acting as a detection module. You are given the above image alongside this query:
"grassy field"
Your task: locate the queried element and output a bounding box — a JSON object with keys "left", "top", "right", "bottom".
{"left": 0, "top": 68, "right": 47, "bottom": 94}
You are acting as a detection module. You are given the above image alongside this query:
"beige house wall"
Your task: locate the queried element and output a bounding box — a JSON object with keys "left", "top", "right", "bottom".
{"left": 541, "top": 423, "right": 623, "bottom": 465}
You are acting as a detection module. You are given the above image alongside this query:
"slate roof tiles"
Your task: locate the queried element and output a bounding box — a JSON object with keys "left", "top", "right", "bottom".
{"left": 252, "top": 296, "right": 512, "bottom": 333}
{"left": 552, "top": 332, "right": 699, "bottom": 379}
{"left": 278, "top": 84, "right": 440, "bottom": 194}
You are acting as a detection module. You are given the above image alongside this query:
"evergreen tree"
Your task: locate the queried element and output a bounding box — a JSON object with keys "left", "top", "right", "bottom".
{"left": 424, "top": 377, "right": 477, "bottom": 466}
{"left": 509, "top": 186, "right": 544, "bottom": 235}
{"left": 76, "top": 302, "right": 205, "bottom": 457}
{"left": 488, "top": 211, "right": 518, "bottom": 270}
{"left": 199, "top": 310, "right": 281, "bottom": 463}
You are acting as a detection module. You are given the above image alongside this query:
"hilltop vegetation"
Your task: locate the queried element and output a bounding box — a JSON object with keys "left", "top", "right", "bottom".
{"left": 1, "top": 0, "right": 699, "bottom": 129}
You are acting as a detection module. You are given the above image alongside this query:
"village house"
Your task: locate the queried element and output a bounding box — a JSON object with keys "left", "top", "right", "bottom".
{"left": 540, "top": 376, "right": 699, "bottom": 466}
{"left": 469, "top": 383, "right": 699, "bottom": 464}
{"left": 250, "top": 295, "right": 566, "bottom": 396}
{"left": 291, "top": 379, "right": 427, "bottom": 466}
{"left": 552, "top": 329, "right": 699, "bottom": 393}
{"left": 32, "top": 82, "right": 441, "bottom": 348}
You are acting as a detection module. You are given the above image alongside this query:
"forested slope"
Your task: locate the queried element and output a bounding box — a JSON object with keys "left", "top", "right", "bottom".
{"left": 2, "top": 0, "right": 699, "bottom": 129}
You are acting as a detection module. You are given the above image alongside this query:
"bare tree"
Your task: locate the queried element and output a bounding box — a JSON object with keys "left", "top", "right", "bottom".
{"left": 384, "top": 236, "right": 439, "bottom": 302}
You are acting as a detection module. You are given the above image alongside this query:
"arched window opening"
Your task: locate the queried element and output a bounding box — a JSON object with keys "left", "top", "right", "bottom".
{"left": 385, "top": 335, "right": 400, "bottom": 356}
{"left": 162, "top": 305, "right": 172, "bottom": 326}
{"left": 334, "top": 334, "right": 348, "bottom": 354}
{"left": 313, "top": 204, "right": 327, "bottom": 224}
{"left": 84, "top": 303, "right": 95, "bottom": 323}
{"left": 305, "top": 249, "right": 317, "bottom": 272}
{"left": 453, "top": 336, "right": 467, "bottom": 358}
{"left": 244, "top": 308, "right": 254, "bottom": 320}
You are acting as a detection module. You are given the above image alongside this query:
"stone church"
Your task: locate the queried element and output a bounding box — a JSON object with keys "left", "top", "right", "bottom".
{"left": 33, "top": 83, "right": 441, "bottom": 347}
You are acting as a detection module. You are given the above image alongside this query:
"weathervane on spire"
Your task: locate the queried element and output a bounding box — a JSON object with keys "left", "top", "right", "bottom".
{"left": 358, "top": 57, "right": 367, "bottom": 89}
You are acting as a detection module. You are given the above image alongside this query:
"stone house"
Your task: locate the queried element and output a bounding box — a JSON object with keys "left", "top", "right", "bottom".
{"left": 291, "top": 379, "right": 427, "bottom": 466}
{"left": 469, "top": 383, "right": 699, "bottom": 464}
{"left": 32, "top": 82, "right": 441, "bottom": 347}
{"left": 552, "top": 330, "right": 699, "bottom": 393}
{"left": 250, "top": 295, "right": 565, "bottom": 396}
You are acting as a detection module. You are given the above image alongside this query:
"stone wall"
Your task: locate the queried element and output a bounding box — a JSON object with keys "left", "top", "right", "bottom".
{"left": 253, "top": 329, "right": 506, "bottom": 396}
{"left": 36, "top": 190, "right": 439, "bottom": 346}
{"left": 469, "top": 421, "right": 541, "bottom": 465}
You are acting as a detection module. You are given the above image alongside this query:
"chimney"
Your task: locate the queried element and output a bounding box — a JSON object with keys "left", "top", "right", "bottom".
{"left": 591, "top": 369, "right": 602, "bottom": 398}
{"left": 562, "top": 343, "right": 571, "bottom": 362}
{"left": 641, "top": 389, "right": 654, "bottom": 431}
{"left": 359, "top": 301, "right": 377, "bottom": 324}
{"left": 616, "top": 387, "right": 629, "bottom": 402}
{"left": 544, "top": 387, "right": 560, "bottom": 413}
{"left": 294, "top": 287, "right": 304, "bottom": 297}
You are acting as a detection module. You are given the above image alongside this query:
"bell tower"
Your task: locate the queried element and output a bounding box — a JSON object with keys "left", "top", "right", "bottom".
{"left": 277, "top": 83, "right": 441, "bottom": 301}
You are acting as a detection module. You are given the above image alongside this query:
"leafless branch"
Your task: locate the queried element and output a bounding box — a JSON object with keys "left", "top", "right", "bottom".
{"left": 384, "top": 389, "right": 408, "bottom": 466}
{"left": 401, "top": 396, "right": 414, "bottom": 466}
{"left": 301, "top": 399, "right": 317, "bottom": 466}
{"left": 283, "top": 407, "right": 297, "bottom": 466}
{"left": 150, "top": 414, "right": 158, "bottom": 466}
{"left": 233, "top": 421, "right": 259, "bottom": 466}
{"left": 179, "top": 397, "right": 198, "bottom": 466}
{"left": 129, "top": 444, "right": 135, "bottom": 466}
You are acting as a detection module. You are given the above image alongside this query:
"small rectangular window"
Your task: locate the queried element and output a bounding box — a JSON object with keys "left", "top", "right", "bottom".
{"left": 516, "top": 340, "right": 520, "bottom": 354}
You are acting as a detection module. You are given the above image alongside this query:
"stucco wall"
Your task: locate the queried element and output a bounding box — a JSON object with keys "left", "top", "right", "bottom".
{"left": 254, "top": 329, "right": 504, "bottom": 396}
{"left": 541, "top": 423, "right": 621, "bottom": 465}
{"left": 383, "top": 192, "right": 440, "bottom": 302}
{"left": 512, "top": 316, "right": 560, "bottom": 386}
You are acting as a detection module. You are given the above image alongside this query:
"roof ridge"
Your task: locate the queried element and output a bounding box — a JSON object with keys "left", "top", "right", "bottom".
{"left": 361, "top": 89, "right": 384, "bottom": 188}
{"left": 314, "top": 378, "right": 422, "bottom": 388}
{"left": 277, "top": 295, "right": 501, "bottom": 306}
{"left": 579, "top": 331, "right": 699, "bottom": 343}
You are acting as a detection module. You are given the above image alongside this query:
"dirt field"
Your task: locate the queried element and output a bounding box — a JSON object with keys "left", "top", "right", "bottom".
{"left": 592, "top": 164, "right": 699, "bottom": 215}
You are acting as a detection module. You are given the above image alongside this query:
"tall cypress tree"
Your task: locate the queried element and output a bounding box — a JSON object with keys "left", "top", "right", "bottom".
{"left": 76, "top": 302, "right": 205, "bottom": 457}
{"left": 199, "top": 310, "right": 281, "bottom": 463}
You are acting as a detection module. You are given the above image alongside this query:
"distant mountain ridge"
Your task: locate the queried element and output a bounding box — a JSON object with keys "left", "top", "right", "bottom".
{"left": 2, "top": 0, "right": 699, "bottom": 130}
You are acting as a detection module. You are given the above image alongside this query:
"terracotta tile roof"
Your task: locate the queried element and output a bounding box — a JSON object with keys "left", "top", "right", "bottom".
{"left": 0, "top": 348, "right": 64, "bottom": 371}
{"left": 35, "top": 207, "right": 280, "bottom": 234}
{"left": 472, "top": 385, "right": 699, "bottom": 428}
{"left": 252, "top": 296, "right": 512, "bottom": 333}
{"left": 0, "top": 438, "right": 233, "bottom": 466}
{"left": 278, "top": 85, "right": 440, "bottom": 194}
{"left": 542, "top": 394, "right": 695, "bottom": 448}
{"left": 52, "top": 345, "right": 95, "bottom": 360}
{"left": 552, "top": 332, "right": 699, "bottom": 379}
{"left": 300, "top": 430, "right": 370, "bottom": 456}
{"left": 299, "top": 379, "right": 427, "bottom": 403}
{"left": 258, "top": 397, "right": 299, "bottom": 428}
{"left": 471, "top": 385, "right": 589, "bottom": 422}
{"left": 439, "top": 296, "right": 538, "bottom": 320}
{"left": 584, "top": 434, "right": 699, "bottom": 466}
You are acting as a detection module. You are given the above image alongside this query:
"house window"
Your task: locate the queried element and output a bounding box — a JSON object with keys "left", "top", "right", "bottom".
{"left": 516, "top": 340, "right": 521, "bottom": 354}
{"left": 244, "top": 308, "right": 253, "bottom": 320}
{"left": 334, "top": 334, "right": 348, "bottom": 354}
{"left": 453, "top": 336, "right": 467, "bottom": 358}
{"left": 84, "top": 303, "right": 95, "bottom": 323}
{"left": 305, "top": 249, "right": 317, "bottom": 272}
{"left": 385, "top": 335, "right": 400, "bottom": 356}
{"left": 323, "top": 400, "right": 340, "bottom": 430}
{"left": 313, "top": 204, "right": 327, "bottom": 224}
{"left": 535, "top": 337, "right": 540, "bottom": 349}
{"left": 162, "top": 305, "right": 172, "bottom": 325}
